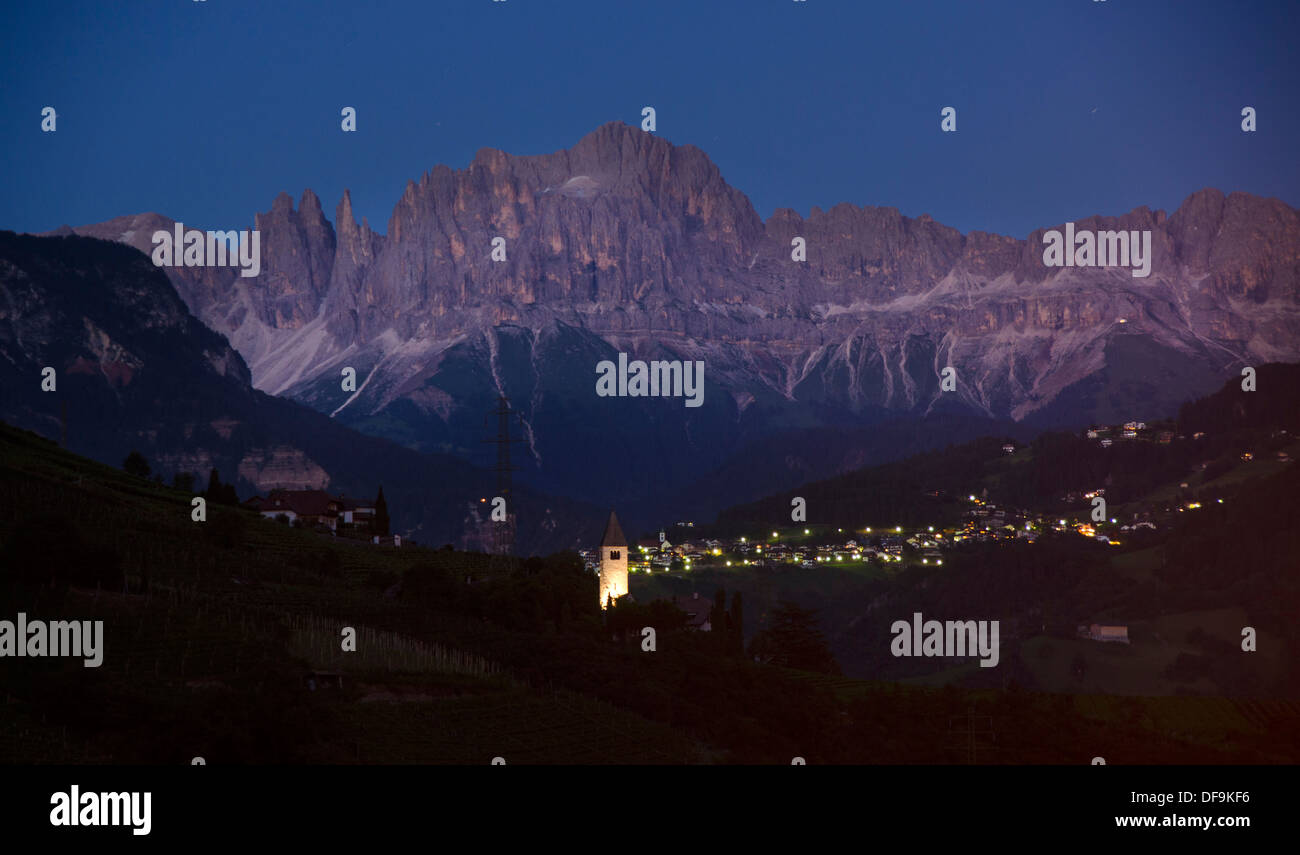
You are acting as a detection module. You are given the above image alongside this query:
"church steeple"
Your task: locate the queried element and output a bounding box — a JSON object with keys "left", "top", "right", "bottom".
{"left": 597, "top": 511, "right": 628, "bottom": 609}
{"left": 600, "top": 511, "right": 627, "bottom": 549}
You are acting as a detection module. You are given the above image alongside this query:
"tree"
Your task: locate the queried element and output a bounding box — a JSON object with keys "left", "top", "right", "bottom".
{"left": 748, "top": 600, "right": 840, "bottom": 674}
{"left": 373, "top": 486, "right": 390, "bottom": 536}
{"left": 729, "top": 591, "right": 745, "bottom": 657}
{"left": 123, "top": 450, "right": 150, "bottom": 479}
{"left": 172, "top": 471, "right": 196, "bottom": 492}
{"left": 204, "top": 468, "right": 238, "bottom": 506}
{"left": 711, "top": 587, "right": 727, "bottom": 630}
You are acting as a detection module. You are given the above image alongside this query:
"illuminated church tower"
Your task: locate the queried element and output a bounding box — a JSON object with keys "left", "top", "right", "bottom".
{"left": 598, "top": 510, "right": 628, "bottom": 609}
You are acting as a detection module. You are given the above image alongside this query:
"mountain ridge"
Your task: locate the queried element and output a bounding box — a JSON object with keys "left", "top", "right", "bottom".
{"left": 43, "top": 122, "right": 1300, "bottom": 515}
{"left": 0, "top": 231, "right": 597, "bottom": 553}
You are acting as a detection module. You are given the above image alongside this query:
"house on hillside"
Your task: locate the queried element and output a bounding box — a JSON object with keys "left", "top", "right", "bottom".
{"left": 1078, "top": 624, "right": 1130, "bottom": 644}
{"left": 248, "top": 488, "right": 386, "bottom": 536}
{"left": 258, "top": 489, "right": 343, "bottom": 530}
{"left": 338, "top": 495, "right": 376, "bottom": 526}
{"left": 671, "top": 592, "right": 713, "bottom": 631}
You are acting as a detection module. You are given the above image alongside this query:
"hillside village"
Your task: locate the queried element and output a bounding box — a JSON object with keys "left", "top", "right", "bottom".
{"left": 243, "top": 487, "right": 399, "bottom": 545}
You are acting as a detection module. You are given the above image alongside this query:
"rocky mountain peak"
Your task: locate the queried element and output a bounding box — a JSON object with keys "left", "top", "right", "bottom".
{"left": 48, "top": 127, "right": 1300, "bottom": 508}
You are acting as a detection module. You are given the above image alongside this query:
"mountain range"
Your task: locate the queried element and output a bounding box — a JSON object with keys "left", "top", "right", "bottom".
{"left": 32, "top": 121, "right": 1300, "bottom": 528}
{"left": 0, "top": 232, "right": 594, "bottom": 553}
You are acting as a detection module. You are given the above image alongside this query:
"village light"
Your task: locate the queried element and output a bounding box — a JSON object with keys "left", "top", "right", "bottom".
{"left": 804, "top": 529, "right": 809, "bottom": 535}
{"left": 740, "top": 537, "right": 746, "bottom": 543}
{"left": 928, "top": 526, "right": 933, "bottom": 532}
{"left": 936, "top": 560, "right": 943, "bottom": 566}
{"left": 895, "top": 526, "right": 902, "bottom": 533}
{"left": 772, "top": 531, "right": 778, "bottom": 538}
{"left": 865, "top": 527, "right": 871, "bottom": 533}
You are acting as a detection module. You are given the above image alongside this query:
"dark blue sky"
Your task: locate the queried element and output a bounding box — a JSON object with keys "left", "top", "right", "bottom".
{"left": 3, "top": 0, "right": 1296, "bottom": 239}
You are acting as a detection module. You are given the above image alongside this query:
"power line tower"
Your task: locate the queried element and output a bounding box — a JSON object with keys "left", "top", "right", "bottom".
{"left": 946, "top": 705, "right": 996, "bottom": 764}
{"left": 482, "top": 396, "right": 526, "bottom": 557}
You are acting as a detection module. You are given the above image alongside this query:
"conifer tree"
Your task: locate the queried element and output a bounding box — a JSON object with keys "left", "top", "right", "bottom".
{"left": 374, "top": 486, "right": 390, "bottom": 536}
{"left": 729, "top": 591, "right": 745, "bottom": 656}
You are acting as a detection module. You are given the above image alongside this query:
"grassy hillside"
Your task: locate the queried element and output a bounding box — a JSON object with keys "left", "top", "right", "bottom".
{"left": 4, "top": 419, "right": 1298, "bottom": 763}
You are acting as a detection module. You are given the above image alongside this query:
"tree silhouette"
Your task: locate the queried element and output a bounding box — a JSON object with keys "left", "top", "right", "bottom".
{"left": 749, "top": 600, "right": 840, "bottom": 674}
{"left": 374, "top": 485, "right": 390, "bottom": 536}
{"left": 711, "top": 588, "right": 728, "bottom": 638}
{"left": 729, "top": 591, "right": 745, "bottom": 657}
{"left": 204, "top": 468, "right": 238, "bottom": 506}
{"left": 122, "top": 450, "right": 150, "bottom": 479}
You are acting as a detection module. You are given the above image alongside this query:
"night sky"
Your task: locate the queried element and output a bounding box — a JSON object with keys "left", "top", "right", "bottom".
{"left": 3, "top": 0, "right": 1296, "bottom": 238}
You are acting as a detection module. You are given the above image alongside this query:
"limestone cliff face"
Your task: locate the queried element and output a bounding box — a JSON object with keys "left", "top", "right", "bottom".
{"left": 252, "top": 190, "right": 337, "bottom": 330}
{"left": 324, "top": 190, "right": 385, "bottom": 344}
{"left": 236, "top": 445, "right": 330, "bottom": 491}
